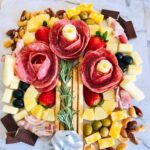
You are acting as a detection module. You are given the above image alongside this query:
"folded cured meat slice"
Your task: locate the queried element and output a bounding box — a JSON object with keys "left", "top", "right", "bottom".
{"left": 15, "top": 41, "right": 58, "bottom": 92}
{"left": 49, "top": 19, "right": 90, "bottom": 60}
{"left": 81, "top": 48, "right": 123, "bottom": 93}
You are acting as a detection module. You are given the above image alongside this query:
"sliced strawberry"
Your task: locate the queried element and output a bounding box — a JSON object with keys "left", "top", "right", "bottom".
{"left": 83, "top": 86, "right": 102, "bottom": 107}
{"left": 38, "top": 89, "right": 55, "bottom": 107}
{"left": 119, "top": 34, "right": 128, "bottom": 43}
{"left": 85, "top": 36, "right": 106, "bottom": 53}
{"left": 35, "top": 26, "right": 50, "bottom": 43}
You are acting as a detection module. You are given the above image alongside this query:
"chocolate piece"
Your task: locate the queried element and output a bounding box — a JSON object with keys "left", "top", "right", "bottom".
{"left": 6, "top": 132, "right": 20, "bottom": 144}
{"left": 15, "top": 128, "right": 38, "bottom": 146}
{"left": 1, "top": 114, "right": 18, "bottom": 132}
{"left": 118, "top": 16, "right": 126, "bottom": 27}
{"left": 101, "top": 9, "right": 120, "bottom": 19}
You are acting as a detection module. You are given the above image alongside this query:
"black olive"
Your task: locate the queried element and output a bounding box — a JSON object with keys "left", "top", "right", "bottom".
{"left": 115, "top": 52, "right": 124, "bottom": 61}
{"left": 119, "top": 62, "right": 128, "bottom": 72}
{"left": 13, "top": 89, "right": 24, "bottom": 99}
{"left": 19, "top": 81, "right": 30, "bottom": 91}
{"left": 122, "top": 55, "right": 133, "bottom": 65}
{"left": 13, "top": 99, "right": 24, "bottom": 108}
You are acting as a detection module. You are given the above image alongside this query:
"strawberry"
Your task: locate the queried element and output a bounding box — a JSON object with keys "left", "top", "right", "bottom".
{"left": 83, "top": 86, "right": 102, "bottom": 107}
{"left": 86, "top": 37, "right": 106, "bottom": 53}
{"left": 35, "top": 26, "right": 50, "bottom": 43}
{"left": 119, "top": 34, "right": 128, "bottom": 43}
{"left": 38, "top": 89, "right": 55, "bottom": 107}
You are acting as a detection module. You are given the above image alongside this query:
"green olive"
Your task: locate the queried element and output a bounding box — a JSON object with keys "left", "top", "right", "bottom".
{"left": 100, "top": 127, "right": 109, "bottom": 138}
{"left": 71, "top": 15, "right": 81, "bottom": 20}
{"left": 92, "top": 121, "right": 102, "bottom": 131}
{"left": 79, "top": 12, "right": 88, "bottom": 20}
{"left": 85, "top": 19, "right": 95, "bottom": 25}
{"left": 101, "top": 118, "right": 112, "bottom": 127}
{"left": 83, "top": 124, "right": 93, "bottom": 136}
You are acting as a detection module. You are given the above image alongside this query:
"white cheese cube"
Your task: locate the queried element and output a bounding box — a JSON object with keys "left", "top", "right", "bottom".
{"left": 106, "top": 37, "right": 118, "bottom": 54}
{"left": 103, "top": 89, "right": 116, "bottom": 101}
{"left": 128, "top": 65, "right": 142, "bottom": 75}
{"left": 129, "top": 52, "right": 142, "bottom": 65}
{"left": 10, "top": 76, "right": 20, "bottom": 89}
{"left": 1, "top": 88, "right": 13, "bottom": 103}
{"left": 14, "top": 110, "right": 28, "bottom": 122}
{"left": 2, "top": 105, "right": 19, "bottom": 114}
{"left": 118, "top": 43, "right": 133, "bottom": 53}
{"left": 124, "top": 74, "right": 137, "bottom": 82}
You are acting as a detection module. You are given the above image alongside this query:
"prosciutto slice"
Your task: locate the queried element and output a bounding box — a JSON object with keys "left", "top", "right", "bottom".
{"left": 15, "top": 41, "right": 58, "bottom": 92}
{"left": 49, "top": 19, "right": 90, "bottom": 60}
{"left": 81, "top": 48, "right": 123, "bottom": 93}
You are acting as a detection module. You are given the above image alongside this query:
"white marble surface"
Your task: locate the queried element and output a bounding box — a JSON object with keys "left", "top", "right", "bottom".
{"left": 0, "top": 0, "right": 150, "bottom": 150}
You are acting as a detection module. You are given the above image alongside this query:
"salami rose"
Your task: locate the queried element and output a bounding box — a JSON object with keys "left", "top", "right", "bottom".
{"left": 15, "top": 41, "right": 58, "bottom": 92}
{"left": 49, "top": 19, "right": 90, "bottom": 60}
{"left": 81, "top": 48, "right": 123, "bottom": 93}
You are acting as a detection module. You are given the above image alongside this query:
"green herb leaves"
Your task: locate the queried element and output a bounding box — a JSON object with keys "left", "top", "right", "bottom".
{"left": 96, "top": 31, "right": 108, "bottom": 42}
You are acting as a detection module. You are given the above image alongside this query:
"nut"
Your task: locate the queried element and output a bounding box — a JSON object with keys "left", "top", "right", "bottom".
{"left": 6, "top": 29, "right": 17, "bottom": 39}
{"left": 18, "top": 28, "right": 25, "bottom": 38}
{"left": 128, "top": 107, "right": 137, "bottom": 118}
{"left": 127, "top": 121, "right": 138, "bottom": 131}
{"left": 25, "top": 12, "right": 31, "bottom": 20}
{"left": 133, "top": 106, "right": 143, "bottom": 117}
{"left": 56, "top": 10, "right": 66, "bottom": 19}
{"left": 45, "top": 8, "right": 55, "bottom": 17}
{"left": 135, "top": 124, "right": 145, "bottom": 132}
{"left": 118, "top": 135, "right": 129, "bottom": 143}
{"left": 17, "top": 20, "right": 27, "bottom": 27}
{"left": 128, "top": 132, "right": 139, "bottom": 145}
{"left": 20, "top": 10, "right": 26, "bottom": 21}
{"left": 106, "top": 147, "right": 115, "bottom": 150}
{"left": 3, "top": 40, "right": 14, "bottom": 48}
{"left": 122, "top": 117, "right": 132, "bottom": 128}
{"left": 116, "top": 143, "right": 128, "bottom": 150}
{"left": 120, "top": 127, "right": 128, "bottom": 138}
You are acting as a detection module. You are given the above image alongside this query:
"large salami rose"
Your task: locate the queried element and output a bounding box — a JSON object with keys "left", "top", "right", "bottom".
{"left": 15, "top": 41, "right": 58, "bottom": 92}
{"left": 81, "top": 48, "right": 123, "bottom": 93}
{"left": 49, "top": 19, "right": 90, "bottom": 60}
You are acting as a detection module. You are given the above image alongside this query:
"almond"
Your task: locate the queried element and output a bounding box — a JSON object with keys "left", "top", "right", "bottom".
{"left": 56, "top": 10, "right": 66, "bottom": 19}
{"left": 3, "top": 40, "right": 14, "bottom": 48}
{"left": 120, "top": 127, "right": 128, "bottom": 138}
{"left": 45, "top": 8, "right": 55, "bottom": 17}
{"left": 128, "top": 107, "right": 137, "bottom": 118}
{"left": 127, "top": 121, "right": 138, "bottom": 131}
{"left": 128, "top": 132, "right": 139, "bottom": 145}
{"left": 6, "top": 29, "right": 17, "bottom": 39}
{"left": 133, "top": 106, "right": 143, "bottom": 117}
{"left": 116, "top": 143, "right": 128, "bottom": 150}
{"left": 122, "top": 117, "right": 132, "bottom": 128}
{"left": 106, "top": 148, "right": 115, "bottom": 150}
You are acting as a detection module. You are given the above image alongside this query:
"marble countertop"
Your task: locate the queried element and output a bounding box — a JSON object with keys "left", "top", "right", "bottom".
{"left": 0, "top": 0, "right": 150, "bottom": 150}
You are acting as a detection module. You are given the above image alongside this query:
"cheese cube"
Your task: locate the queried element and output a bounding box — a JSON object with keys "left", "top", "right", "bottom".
{"left": 23, "top": 32, "right": 35, "bottom": 45}
{"left": 85, "top": 132, "right": 101, "bottom": 145}
{"left": 98, "top": 137, "right": 115, "bottom": 149}
{"left": 43, "top": 108, "right": 55, "bottom": 122}
{"left": 124, "top": 74, "right": 136, "bottom": 82}
{"left": 1, "top": 88, "right": 13, "bottom": 104}
{"left": 83, "top": 108, "right": 95, "bottom": 121}
{"left": 103, "top": 89, "right": 116, "bottom": 101}
{"left": 88, "top": 25, "right": 100, "bottom": 36}
{"left": 89, "top": 11, "right": 104, "bottom": 24}
{"left": 118, "top": 43, "right": 133, "bottom": 53}
{"left": 129, "top": 51, "right": 142, "bottom": 65}
{"left": 99, "top": 26, "right": 113, "bottom": 36}
{"left": 2, "top": 105, "right": 19, "bottom": 114}
{"left": 109, "top": 121, "right": 122, "bottom": 138}
{"left": 128, "top": 65, "right": 142, "bottom": 75}
{"left": 94, "top": 107, "right": 108, "bottom": 120}
{"left": 111, "top": 110, "right": 127, "bottom": 122}
{"left": 106, "top": 37, "right": 118, "bottom": 54}
{"left": 66, "top": 6, "right": 80, "bottom": 19}
{"left": 10, "top": 76, "right": 20, "bottom": 89}
{"left": 80, "top": 4, "right": 93, "bottom": 12}
{"left": 14, "top": 110, "right": 28, "bottom": 122}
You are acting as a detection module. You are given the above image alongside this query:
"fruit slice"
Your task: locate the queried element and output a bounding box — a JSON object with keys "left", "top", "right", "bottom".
{"left": 13, "top": 110, "right": 28, "bottom": 122}
{"left": 103, "top": 89, "right": 115, "bottom": 101}
{"left": 85, "top": 132, "right": 101, "bottom": 145}
{"left": 83, "top": 108, "right": 95, "bottom": 121}
{"left": 127, "top": 65, "right": 142, "bottom": 75}
{"left": 24, "top": 86, "right": 39, "bottom": 111}
{"left": 3, "top": 55, "right": 15, "bottom": 87}
{"left": 109, "top": 121, "right": 122, "bottom": 138}
{"left": 43, "top": 108, "right": 55, "bottom": 122}
{"left": 94, "top": 107, "right": 108, "bottom": 120}
{"left": 2, "top": 88, "right": 13, "bottom": 104}
{"left": 2, "top": 105, "right": 19, "bottom": 114}
{"left": 101, "top": 100, "right": 116, "bottom": 115}
{"left": 31, "top": 105, "right": 44, "bottom": 120}
{"left": 10, "top": 76, "right": 20, "bottom": 90}
{"left": 89, "top": 11, "right": 104, "bottom": 24}
{"left": 98, "top": 137, "right": 115, "bottom": 149}
{"left": 120, "top": 79, "right": 145, "bottom": 101}
{"left": 111, "top": 110, "right": 127, "bottom": 122}
{"left": 23, "top": 32, "right": 35, "bottom": 45}
{"left": 118, "top": 43, "right": 133, "bottom": 53}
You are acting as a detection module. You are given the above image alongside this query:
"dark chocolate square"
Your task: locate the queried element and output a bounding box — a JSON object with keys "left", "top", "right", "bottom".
{"left": 6, "top": 132, "right": 20, "bottom": 144}
{"left": 1, "top": 114, "right": 19, "bottom": 132}
{"left": 101, "top": 9, "right": 120, "bottom": 19}
{"left": 15, "top": 128, "right": 38, "bottom": 146}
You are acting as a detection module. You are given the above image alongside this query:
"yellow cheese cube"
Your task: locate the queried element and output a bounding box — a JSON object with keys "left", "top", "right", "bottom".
{"left": 66, "top": 6, "right": 80, "bottom": 19}
{"left": 82, "top": 108, "right": 95, "bottom": 121}
{"left": 109, "top": 121, "right": 122, "bottom": 138}
{"left": 129, "top": 51, "right": 142, "bottom": 65}
{"left": 89, "top": 11, "right": 104, "bottom": 24}
{"left": 103, "top": 89, "right": 116, "bottom": 101}
{"left": 111, "top": 110, "right": 127, "bottom": 122}
{"left": 88, "top": 25, "right": 100, "bottom": 36}
{"left": 128, "top": 65, "right": 142, "bottom": 75}
{"left": 118, "top": 43, "right": 133, "bottom": 53}
{"left": 80, "top": 4, "right": 93, "bottom": 12}
{"left": 98, "top": 137, "right": 115, "bottom": 149}
{"left": 85, "top": 132, "right": 101, "bottom": 145}
{"left": 10, "top": 76, "right": 20, "bottom": 89}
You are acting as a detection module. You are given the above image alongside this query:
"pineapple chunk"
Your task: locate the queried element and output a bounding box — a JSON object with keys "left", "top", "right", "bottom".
{"left": 10, "top": 76, "right": 20, "bottom": 89}
{"left": 109, "top": 121, "right": 122, "bottom": 138}
{"left": 2, "top": 105, "right": 19, "bottom": 114}
{"left": 99, "top": 26, "right": 113, "bottom": 36}
{"left": 82, "top": 108, "right": 95, "bottom": 121}
{"left": 89, "top": 11, "right": 104, "bottom": 24}
{"left": 101, "top": 100, "right": 116, "bottom": 115}
{"left": 103, "top": 89, "right": 116, "bottom": 101}
{"left": 94, "top": 107, "right": 108, "bottom": 120}
{"left": 128, "top": 65, "right": 142, "bottom": 75}
{"left": 66, "top": 6, "right": 80, "bottom": 19}
{"left": 111, "top": 110, "right": 127, "bottom": 122}
{"left": 48, "top": 17, "right": 59, "bottom": 28}
{"left": 13, "top": 110, "right": 28, "bottom": 122}
{"left": 43, "top": 108, "right": 55, "bottom": 122}
{"left": 118, "top": 43, "right": 133, "bottom": 53}
{"left": 2, "top": 88, "right": 13, "bottom": 104}
{"left": 106, "top": 37, "right": 118, "bottom": 54}
{"left": 31, "top": 105, "right": 44, "bottom": 120}
{"left": 23, "top": 32, "right": 35, "bottom": 45}
{"left": 85, "top": 132, "right": 101, "bottom": 145}
{"left": 88, "top": 25, "right": 100, "bottom": 36}
{"left": 98, "top": 137, "right": 115, "bottom": 149}
{"left": 129, "top": 51, "right": 142, "bottom": 65}
{"left": 36, "top": 14, "right": 50, "bottom": 26}
{"left": 24, "top": 86, "right": 39, "bottom": 111}
{"left": 120, "top": 80, "right": 145, "bottom": 101}
{"left": 124, "top": 74, "right": 136, "bottom": 82}
{"left": 80, "top": 4, "right": 93, "bottom": 12}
